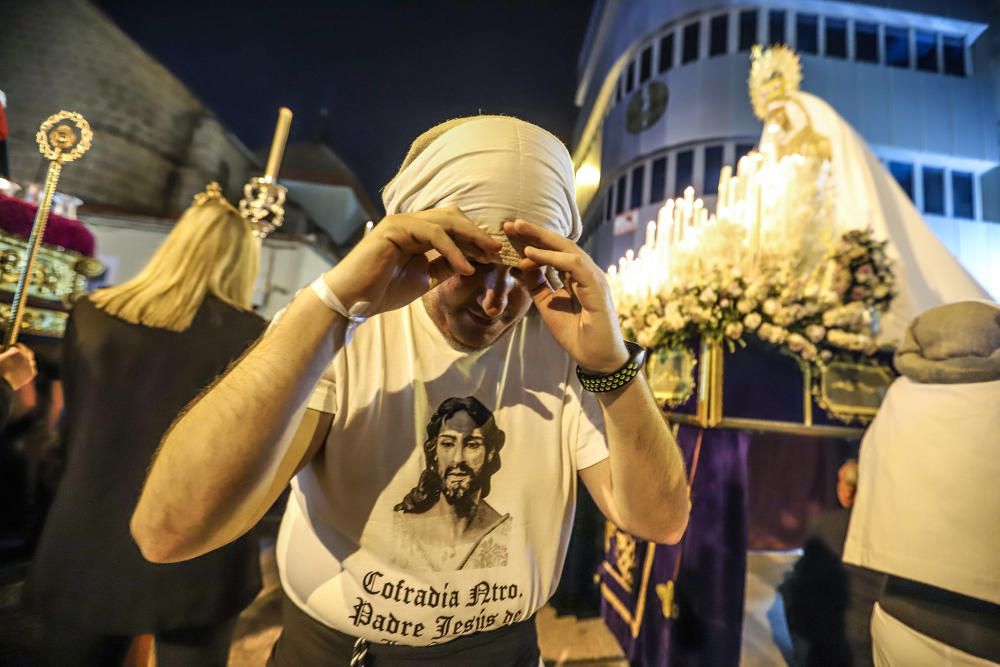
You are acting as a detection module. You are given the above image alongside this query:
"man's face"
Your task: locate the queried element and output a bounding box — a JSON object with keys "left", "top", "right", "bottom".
{"left": 837, "top": 461, "right": 858, "bottom": 509}
{"left": 423, "top": 261, "right": 533, "bottom": 349}
{"left": 435, "top": 410, "right": 494, "bottom": 503}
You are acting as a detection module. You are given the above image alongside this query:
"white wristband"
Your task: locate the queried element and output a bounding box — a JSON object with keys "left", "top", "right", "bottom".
{"left": 309, "top": 276, "right": 368, "bottom": 324}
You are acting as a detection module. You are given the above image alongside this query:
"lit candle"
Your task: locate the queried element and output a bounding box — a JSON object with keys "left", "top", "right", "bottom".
{"left": 717, "top": 165, "right": 732, "bottom": 219}
{"left": 657, "top": 201, "right": 673, "bottom": 247}
{"left": 673, "top": 197, "right": 684, "bottom": 245}
{"left": 736, "top": 155, "right": 749, "bottom": 178}
{"left": 751, "top": 173, "right": 763, "bottom": 272}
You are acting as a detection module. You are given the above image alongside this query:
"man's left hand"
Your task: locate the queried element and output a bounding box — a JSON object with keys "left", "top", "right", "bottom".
{"left": 504, "top": 220, "right": 628, "bottom": 374}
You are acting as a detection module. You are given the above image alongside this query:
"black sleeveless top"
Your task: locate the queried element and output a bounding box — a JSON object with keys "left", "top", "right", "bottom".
{"left": 28, "top": 295, "right": 266, "bottom": 632}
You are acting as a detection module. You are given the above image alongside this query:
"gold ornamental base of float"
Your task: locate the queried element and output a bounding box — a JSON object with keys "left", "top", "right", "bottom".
{"left": 0, "top": 301, "right": 68, "bottom": 338}
{"left": 647, "top": 337, "right": 895, "bottom": 438}
{"left": 645, "top": 346, "right": 697, "bottom": 408}
{"left": 0, "top": 230, "right": 99, "bottom": 305}
{"left": 0, "top": 229, "right": 102, "bottom": 338}
{"left": 817, "top": 361, "right": 894, "bottom": 422}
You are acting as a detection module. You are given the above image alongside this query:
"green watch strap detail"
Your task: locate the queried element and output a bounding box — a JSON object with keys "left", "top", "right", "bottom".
{"left": 576, "top": 341, "right": 646, "bottom": 393}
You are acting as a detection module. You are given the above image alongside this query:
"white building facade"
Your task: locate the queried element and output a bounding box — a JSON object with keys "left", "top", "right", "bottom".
{"left": 573, "top": 0, "right": 1000, "bottom": 298}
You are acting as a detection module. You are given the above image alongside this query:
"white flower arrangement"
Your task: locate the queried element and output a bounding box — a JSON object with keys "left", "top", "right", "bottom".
{"left": 616, "top": 227, "right": 895, "bottom": 366}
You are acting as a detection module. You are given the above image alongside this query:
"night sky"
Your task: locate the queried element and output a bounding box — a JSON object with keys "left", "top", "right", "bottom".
{"left": 93, "top": 0, "right": 595, "bottom": 212}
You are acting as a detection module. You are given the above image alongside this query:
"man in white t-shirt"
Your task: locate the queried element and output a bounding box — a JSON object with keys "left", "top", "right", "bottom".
{"left": 131, "top": 116, "right": 691, "bottom": 666}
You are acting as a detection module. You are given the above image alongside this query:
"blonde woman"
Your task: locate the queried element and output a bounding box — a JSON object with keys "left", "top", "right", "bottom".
{"left": 28, "top": 185, "right": 266, "bottom": 667}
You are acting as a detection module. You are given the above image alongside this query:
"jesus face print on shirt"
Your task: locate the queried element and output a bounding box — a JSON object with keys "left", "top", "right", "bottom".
{"left": 391, "top": 396, "right": 512, "bottom": 572}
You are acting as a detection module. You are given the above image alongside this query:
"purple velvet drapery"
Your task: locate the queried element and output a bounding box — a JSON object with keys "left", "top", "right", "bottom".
{"left": 600, "top": 425, "right": 749, "bottom": 667}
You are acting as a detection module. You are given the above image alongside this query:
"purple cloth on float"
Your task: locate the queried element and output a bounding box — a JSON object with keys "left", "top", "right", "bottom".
{"left": 600, "top": 425, "right": 749, "bottom": 667}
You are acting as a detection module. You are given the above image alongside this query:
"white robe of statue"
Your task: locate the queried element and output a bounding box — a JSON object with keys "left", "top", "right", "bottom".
{"left": 764, "top": 91, "right": 991, "bottom": 344}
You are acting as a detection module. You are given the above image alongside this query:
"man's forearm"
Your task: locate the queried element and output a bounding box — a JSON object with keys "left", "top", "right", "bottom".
{"left": 596, "top": 375, "right": 690, "bottom": 543}
{"left": 131, "top": 287, "right": 346, "bottom": 561}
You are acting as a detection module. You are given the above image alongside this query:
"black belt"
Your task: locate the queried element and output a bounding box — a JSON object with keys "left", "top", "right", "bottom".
{"left": 268, "top": 592, "right": 541, "bottom": 666}
{"left": 880, "top": 576, "right": 1000, "bottom": 662}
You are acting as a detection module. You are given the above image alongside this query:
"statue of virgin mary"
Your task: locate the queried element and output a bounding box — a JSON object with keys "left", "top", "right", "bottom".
{"left": 749, "top": 46, "right": 991, "bottom": 344}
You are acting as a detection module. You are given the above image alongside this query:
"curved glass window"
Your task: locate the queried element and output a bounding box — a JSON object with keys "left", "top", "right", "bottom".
{"left": 682, "top": 22, "right": 700, "bottom": 64}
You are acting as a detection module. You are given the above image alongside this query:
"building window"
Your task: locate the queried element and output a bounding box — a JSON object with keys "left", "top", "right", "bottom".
{"left": 659, "top": 33, "right": 674, "bottom": 73}
{"left": 675, "top": 150, "right": 695, "bottom": 194}
{"left": 889, "top": 161, "right": 914, "bottom": 200}
{"left": 952, "top": 171, "right": 974, "bottom": 219}
{"left": 736, "top": 143, "right": 756, "bottom": 159}
{"left": 630, "top": 165, "right": 645, "bottom": 209}
{"left": 606, "top": 187, "right": 615, "bottom": 221}
{"left": 709, "top": 14, "right": 728, "bottom": 57}
{"left": 796, "top": 14, "right": 819, "bottom": 55}
{"left": 615, "top": 174, "right": 627, "bottom": 215}
{"left": 682, "top": 22, "right": 700, "bottom": 64}
{"left": 703, "top": 145, "right": 724, "bottom": 195}
{"left": 855, "top": 22, "right": 879, "bottom": 63}
{"left": 768, "top": 10, "right": 786, "bottom": 45}
{"left": 884, "top": 26, "right": 910, "bottom": 68}
{"left": 625, "top": 61, "right": 636, "bottom": 94}
{"left": 739, "top": 10, "right": 758, "bottom": 52}
{"left": 943, "top": 35, "right": 966, "bottom": 76}
{"left": 915, "top": 31, "right": 938, "bottom": 72}
{"left": 922, "top": 167, "right": 945, "bottom": 215}
{"left": 825, "top": 17, "right": 847, "bottom": 58}
{"left": 639, "top": 46, "right": 653, "bottom": 84}
{"left": 650, "top": 157, "right": 667, "bottom": 203}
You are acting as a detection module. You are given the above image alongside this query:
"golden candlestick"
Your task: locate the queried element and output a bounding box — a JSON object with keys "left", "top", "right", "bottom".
{"left": 4, "top": 111, "right": 92, "bottom": 349}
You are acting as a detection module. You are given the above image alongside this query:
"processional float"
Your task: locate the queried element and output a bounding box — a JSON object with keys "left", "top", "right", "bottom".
{"left": 599, "top": 45, "right": 901, "bottom": 667}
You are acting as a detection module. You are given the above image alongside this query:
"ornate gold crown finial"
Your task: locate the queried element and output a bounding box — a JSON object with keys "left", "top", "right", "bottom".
{"left": 239, "top": 177, "right": 286, "bottom": 239}
{"left": 749, "top": 44, "right": 803, "bottom": 121}
{"left": 191, "top": 181, "right": 283, "bottom": 239}
{"left": 192, "top": 182, "right": 236, "bottom": 210}
{"left": 36, "top": 111, "right": 93, "bottom": 163}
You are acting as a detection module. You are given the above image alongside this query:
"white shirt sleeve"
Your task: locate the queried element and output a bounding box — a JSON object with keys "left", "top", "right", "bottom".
{"left": 572, "top": 388, "right": 609, "bottom": 470}
{"left": 306, "top": 363, "right": 337, "bottom": 414}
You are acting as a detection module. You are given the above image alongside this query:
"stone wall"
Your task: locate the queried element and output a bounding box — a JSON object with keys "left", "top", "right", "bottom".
{"left": 0, "top": 0, "right": 257, "bottom": 215}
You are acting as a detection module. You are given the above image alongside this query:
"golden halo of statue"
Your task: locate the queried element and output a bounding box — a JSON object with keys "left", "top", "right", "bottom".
{"left": 749, "top": 44, "right": 803, "bottom": 121}
{"left": 35, "top": 111, "right": 93, "bottom": 163}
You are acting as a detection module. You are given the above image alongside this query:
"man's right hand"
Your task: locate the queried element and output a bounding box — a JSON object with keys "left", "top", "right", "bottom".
{"left": 0, "top": 344, "right": 37, "bottom": 391}
{"left": 322, "top": 207, "right": 501, "bottom": 316}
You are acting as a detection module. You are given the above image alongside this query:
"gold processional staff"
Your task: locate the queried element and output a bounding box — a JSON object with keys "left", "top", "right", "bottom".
{"left": 240, "top": 106, "right": 292, "bottom": 238}
{"left": 3, "top": 111, "right": 92, "bottom": 349}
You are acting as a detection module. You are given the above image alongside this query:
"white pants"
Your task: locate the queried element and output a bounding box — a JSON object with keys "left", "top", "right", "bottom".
{"left": 872, "top": 602, "right": 1000, "bottom": 667}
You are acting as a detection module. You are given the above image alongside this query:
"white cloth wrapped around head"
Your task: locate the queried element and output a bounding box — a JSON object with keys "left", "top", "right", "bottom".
{"left": 382, "top": 116, "right": 582, "bottom": 268}
{"left": 894, "top": 300, "right": 1000, "bottom": 384}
